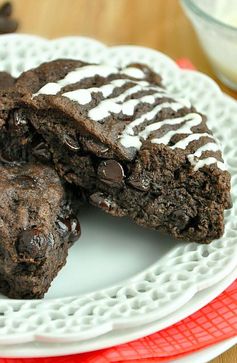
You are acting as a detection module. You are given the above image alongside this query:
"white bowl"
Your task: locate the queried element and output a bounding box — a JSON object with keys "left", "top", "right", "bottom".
{"left": 181, "top": 0, "right": 237, "bottom": 90}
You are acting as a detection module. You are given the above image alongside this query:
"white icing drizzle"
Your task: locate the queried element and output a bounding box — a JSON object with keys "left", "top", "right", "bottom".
{"left": 34, "top": 82, "right": 61, "bottom": 96}
{"left": 142, "top": 113, "right": 201, "bottom": 139}
{"left": 189, "top": 142, "right": 219, "bottom": 158}
{"left": 33, "top": 65, "right": 120, "bottom": 97}
{"left": 32, "top": 62, "right": 224, "bottom": 172}
{"left": 188, "top": 143, "right": 226, "bottom": 170}
{"left": 151, "top": 113, "right": 202, "bottom": 145}
{"left": 120, "top": 112, "right": 201, "bottom": 149}
{"left": 119, "top": 134, "right": 143, "bottom": 149}
{"left": 122, "top": 67, "right": 146, "bottom": 79}
{"left": 62, "top": 79, "right": 164, "bottom": 106}
{"left": 62, "top": 89, "right": 93, "bottom": 105}
{"left": 33, "top": 65, "right": 149, "bottom": 98}
{"left": 191, "top": 157, "right": 226, "bottom": 171}
{"left": 120, "top": 103, "right": 185, "bottom": 139}
{"left": 89, "top": 89, "right": 166, "bottom": 121}
{"left": 170, "top": 132, "right": 215, "bottom": 150}
{"left": 175, "top": 98, "right": 191, "bottom": 109}
{"left": 63, "top": 80, "right": 128, "bottom": 105}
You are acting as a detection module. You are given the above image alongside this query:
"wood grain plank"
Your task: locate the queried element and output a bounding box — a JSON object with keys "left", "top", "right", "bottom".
{"left": 13, "top": 0, "right": 237, "bottom": 98}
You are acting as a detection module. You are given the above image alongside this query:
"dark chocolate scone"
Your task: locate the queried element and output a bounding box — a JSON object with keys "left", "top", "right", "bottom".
{"left": 0, "top": 85, "right": 50, "bottom": 164}
{"left": 8, "top": 59, "right": 232, "bottom": 243}
{"left": 0, "top": 71, "right": 15, "bottom": 137}
{"left": 0, "top": 71, "right": 15, "bottom": 89}
{"left": 0, "top": 162, "right": 80, "bottom": 299}
{"left": 0, "top": 74, "right": 37, "bottom": 164}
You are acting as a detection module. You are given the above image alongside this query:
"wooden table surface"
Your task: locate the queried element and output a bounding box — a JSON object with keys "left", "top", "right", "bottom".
{"left": 12, "top": 0, "right": 237, "bottom": 362}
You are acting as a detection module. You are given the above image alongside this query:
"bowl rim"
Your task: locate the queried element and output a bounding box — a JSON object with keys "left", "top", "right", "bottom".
{"left": 181, "top": 0, "right": 237, "bottom": 33}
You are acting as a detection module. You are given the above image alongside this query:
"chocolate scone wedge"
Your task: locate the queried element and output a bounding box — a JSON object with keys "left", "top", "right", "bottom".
{"left": 0, "top": 83, "right": 51, "bottom": 164}
{"left": 0, "top": 71, "right": 15, "bottom": 89}
{"left": 0, "top": 162, "right": 80, "bottom": 299}
{"left": 0, "top": 73, "right": 34, "bottom": 163}
{"left": 9, "top": 59, "right": 231, "bottom": 243}
{"left": 0, "top": 71, "right": 15, "bottom": 134}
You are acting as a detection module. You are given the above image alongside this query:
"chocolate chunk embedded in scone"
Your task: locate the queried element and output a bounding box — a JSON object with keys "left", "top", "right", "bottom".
{"left": 97, "top": 160, "right": 125, "bottom": 187}
{"left": 0, "top": 162, "right": 80, "bottom": 299}
{"left": 4, "top": 59, "right": 231, "bottom": 243}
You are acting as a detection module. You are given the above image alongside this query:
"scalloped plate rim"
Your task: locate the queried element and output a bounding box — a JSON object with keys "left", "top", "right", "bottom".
{"left": 0, "top": 266, "right": 236, "bottom": 356}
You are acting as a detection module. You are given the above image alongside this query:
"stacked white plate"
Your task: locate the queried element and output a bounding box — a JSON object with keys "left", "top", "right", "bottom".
{"left": 0, "top": 35, "right": 236, "bottom": 362}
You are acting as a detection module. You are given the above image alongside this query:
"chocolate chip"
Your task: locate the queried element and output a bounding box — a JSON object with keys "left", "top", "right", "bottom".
{"left": 0, "top": 2, "right": 12, "bottom": 17}
{"left": 57, "top": 215, "right": 81, "bottom": 243}
{"left": 171, "top": 210, "right": 190, "bottom": 230}
{"left": 97, "top": 160, "right": 124, "bottom": 187}
{"left": 16, "top": 228, "right": 50, "bottom": 260}
{"left": 63, "top": 135, "right": 80, "bottom": 151}
{"left": 0, "top": 17, "right": 18, "bottom": 33}
{"left": 128, "top": 175, "right": 150, "bottom": 191}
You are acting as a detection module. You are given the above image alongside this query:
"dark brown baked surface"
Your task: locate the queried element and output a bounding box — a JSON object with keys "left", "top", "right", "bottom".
{"left": 0, "top": 162, "right": 80, "bottom": 299}
{"left": 0, "top": 71, "right": 15, "bottom": 89}
{"left": 16, "top": 60, "right": 232, "bottom": 243}
{"left": 0, "top": 71, "right": 15, "bottom": 115}
{"left": 2, "top": 59, "right": 232, "bottom": 244}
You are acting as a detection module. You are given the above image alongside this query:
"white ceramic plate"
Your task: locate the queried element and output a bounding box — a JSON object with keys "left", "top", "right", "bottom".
{"left": 0, "top": 35, "right": 236, "bottom": 345}
{"left": 0, "top": 266, "right": 236, "bottom": 357}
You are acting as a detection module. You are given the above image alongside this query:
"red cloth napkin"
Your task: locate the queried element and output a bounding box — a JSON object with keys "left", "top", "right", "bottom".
{"left": 176, "top": 58, "right": 196, "bottom": 70}
{"left": 1, "top": 58, "right": 237, "bottom": 363}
